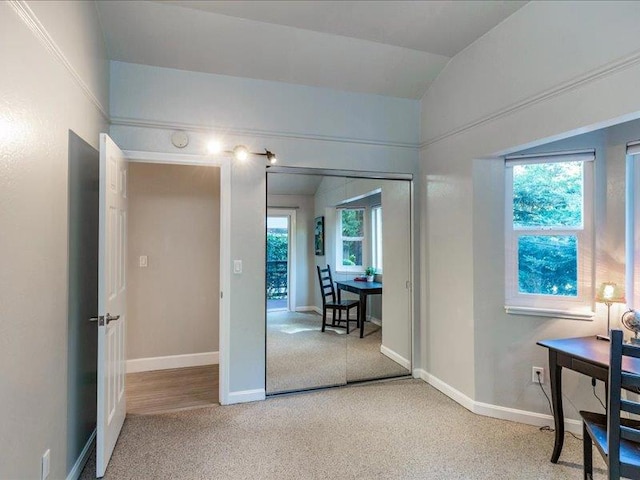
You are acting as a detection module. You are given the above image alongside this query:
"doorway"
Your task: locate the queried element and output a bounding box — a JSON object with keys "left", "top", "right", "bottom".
{"left": 266, "top": 209, "right": 297, "bottom": 312}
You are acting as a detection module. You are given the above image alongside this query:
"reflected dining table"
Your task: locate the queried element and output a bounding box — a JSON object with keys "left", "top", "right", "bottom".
{"left": 334, "top": 280, "right": 382, "bottom": 338}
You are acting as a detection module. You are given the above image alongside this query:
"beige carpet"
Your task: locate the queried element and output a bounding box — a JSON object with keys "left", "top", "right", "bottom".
{"left": 267, "top": 311, "right": 410, "bottom": 394}
{"left": 80, "top": 379, "right": 606, "bottom": 479}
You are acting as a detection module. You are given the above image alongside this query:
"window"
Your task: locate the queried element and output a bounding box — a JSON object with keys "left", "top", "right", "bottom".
{"left": 372, "top": 206, "right": 382, "bottom": 271}
{"left": 338, "top": 208, "right": 365, "bottom": 271}
{"left": 505, "top": 151, "right": 594, "bottom": 317}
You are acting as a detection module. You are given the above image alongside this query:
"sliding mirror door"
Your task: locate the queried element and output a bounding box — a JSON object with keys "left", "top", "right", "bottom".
{"left": 266, "top": 173, "right": 347, "bottom": 394}
{"left": 266, "top": 171, "right": 412, "bottom": 395}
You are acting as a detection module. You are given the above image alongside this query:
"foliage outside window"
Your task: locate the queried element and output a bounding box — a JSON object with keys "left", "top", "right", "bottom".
{"left": 338, "top": 208, "right": 364, "bottom": 270}
{"left": 505, "top": 153, "right": 594, "bottom": 316}
{"left": 266, "top": 218, "right": 288, "bottom": 300}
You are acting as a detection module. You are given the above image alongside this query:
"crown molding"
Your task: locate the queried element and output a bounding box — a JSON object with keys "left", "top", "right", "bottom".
{"left": 110, "top": 116, "right": 420, "bottom": 150}
{"left": 420, "top": 48, "right": 640, "bottom": 150}
{"left": 9, "top": 0, "right": 109, "bottom": 120}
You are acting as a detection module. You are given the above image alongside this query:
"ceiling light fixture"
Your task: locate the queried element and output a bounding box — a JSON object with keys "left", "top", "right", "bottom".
{"left": 207, "top": 139, "right": 223, "bottom": 154}
{"left": 232, "top": 145, "right": 249, "bottom": 161}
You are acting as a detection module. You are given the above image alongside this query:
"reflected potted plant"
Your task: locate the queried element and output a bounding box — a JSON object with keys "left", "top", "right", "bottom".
{"left": 364, "top": 266, "right": 376, "bottom": 282}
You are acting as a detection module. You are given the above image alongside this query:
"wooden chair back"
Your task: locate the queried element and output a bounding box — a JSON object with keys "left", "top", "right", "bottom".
{"left": 316, "top": 265, "right": 336, "bottom": 306}
{"left": 608, "top": 329, "right": 640, "bottom": 478}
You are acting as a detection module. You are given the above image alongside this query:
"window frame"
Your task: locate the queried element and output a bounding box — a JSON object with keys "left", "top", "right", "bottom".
{"left": 337, "top": 207, "right": 367, "bottom": 273}
{"left": 504, "top": 151, "right": 595, "bottom": 318}
{"left": 371, "top": 205, "right": 383, "bottom": 273}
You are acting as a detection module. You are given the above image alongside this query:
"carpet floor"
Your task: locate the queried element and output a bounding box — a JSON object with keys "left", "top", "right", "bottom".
{"left": 266, "top": 311, "right": 410, "bottom": 394}
{"left": 80, "top": 379, "right": 606, "bottom": 479}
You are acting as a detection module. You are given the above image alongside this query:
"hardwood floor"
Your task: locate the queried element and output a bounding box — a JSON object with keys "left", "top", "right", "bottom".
{"left": 126, "top": 365, "right": 219, "bottom": 415}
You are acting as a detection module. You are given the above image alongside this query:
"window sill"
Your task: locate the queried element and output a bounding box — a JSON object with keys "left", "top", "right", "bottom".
{"left": 504, "top": 305, "right": 595, "bottom": 321}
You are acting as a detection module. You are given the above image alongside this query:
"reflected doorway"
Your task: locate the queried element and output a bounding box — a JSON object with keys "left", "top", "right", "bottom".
{"left": 267, "top": 210, "right": 296, "bottom": 312}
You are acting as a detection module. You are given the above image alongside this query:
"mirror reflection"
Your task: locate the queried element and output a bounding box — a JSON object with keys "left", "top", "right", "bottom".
{"left": 266, "top": 172, "right": 412, "bottom": 395}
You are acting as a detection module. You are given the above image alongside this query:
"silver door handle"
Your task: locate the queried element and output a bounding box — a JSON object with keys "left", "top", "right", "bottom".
{"left": 88, "top": 313, "right": 120, "bottom": 326}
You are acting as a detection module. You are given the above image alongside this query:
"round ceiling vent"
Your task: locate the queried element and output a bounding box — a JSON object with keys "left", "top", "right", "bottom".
{"left": 171, "top": 131, "right": 189, "bottom": 148}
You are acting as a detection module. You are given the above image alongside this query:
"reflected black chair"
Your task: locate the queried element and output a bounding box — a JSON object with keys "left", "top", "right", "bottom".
{"left": 581, "top": 329, "right": 640, "bottom": 480}
{"left": 316, "top": 265, "right": 359, "bottom": 334}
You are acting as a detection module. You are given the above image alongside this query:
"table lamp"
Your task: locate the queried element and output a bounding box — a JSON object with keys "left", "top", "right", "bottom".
{"left": 595, "top": 282, "right": 625, "bottom": 341}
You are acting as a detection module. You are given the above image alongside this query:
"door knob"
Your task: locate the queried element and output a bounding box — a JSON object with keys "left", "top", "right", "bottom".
{"left": 88, "top": 313, "right": 120, "bottom": 326}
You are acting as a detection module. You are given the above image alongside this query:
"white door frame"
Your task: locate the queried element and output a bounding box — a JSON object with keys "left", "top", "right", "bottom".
{"left": 122, "top": 150, "right": 232, "bottom": 405}
{"left": 267, "top": 208, "right": 297, "bottom": 312}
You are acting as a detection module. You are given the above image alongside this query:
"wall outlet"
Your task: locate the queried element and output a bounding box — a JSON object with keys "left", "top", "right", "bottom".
{"left": 41, "top": 449, "right": 50, "bottom": 480}
{"left": 532, "top": 366, "right": 545, "bottom": 384}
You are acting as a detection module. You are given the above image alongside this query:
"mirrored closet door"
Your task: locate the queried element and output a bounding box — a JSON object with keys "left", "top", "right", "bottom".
{"left": 266, "top": 169, "right": 412, "bottom": 395}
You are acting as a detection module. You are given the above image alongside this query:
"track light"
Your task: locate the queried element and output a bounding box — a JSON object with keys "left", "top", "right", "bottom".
{"left": 232, "top": 145, "right": 249, "bottom": 161}
{"left": 214, "top": 143, "right": 279, "bottom": 164}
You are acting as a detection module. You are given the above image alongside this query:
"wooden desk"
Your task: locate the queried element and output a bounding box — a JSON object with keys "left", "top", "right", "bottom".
{"left": 334, "top": 280, "right": 382, "bottom": 338}
{"left": 537, "top": 336, "right": 640, "bottom": 463}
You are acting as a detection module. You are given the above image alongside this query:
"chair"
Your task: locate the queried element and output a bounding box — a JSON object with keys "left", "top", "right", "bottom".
{"left": 316, "top": 265, "right": 359, "bottom": 334}
{"left": 581, "top": 329, "right": 640, "bottom": 480}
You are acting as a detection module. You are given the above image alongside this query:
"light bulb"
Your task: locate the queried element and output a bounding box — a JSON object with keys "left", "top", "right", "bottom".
{"left": 233, "top": 145, "right": 249, "bottom": 161}
{"left": 207, "top": 139, "right": 222, "bottom": 154}
{"left": 604, "top": 284, "right": 615, "bottom": 300}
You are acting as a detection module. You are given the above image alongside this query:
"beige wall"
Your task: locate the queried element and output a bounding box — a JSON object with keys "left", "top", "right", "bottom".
{"left": 0, "top": 2, "right": 109, "bottom": 478}
{"left": 127, "top": 163, "right": 220, "bottom": 359}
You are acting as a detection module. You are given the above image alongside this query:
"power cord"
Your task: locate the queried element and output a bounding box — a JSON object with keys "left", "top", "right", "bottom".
{"left": 591, "top": 377, "right": 606, "bottom": 411}
{"left": 535, "top": 370, "right": 582, "bottom": 441}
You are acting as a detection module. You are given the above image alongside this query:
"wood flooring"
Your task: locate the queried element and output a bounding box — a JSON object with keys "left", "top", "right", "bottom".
{"left": 126, "top": 365, "right": 219, "bottom": 415}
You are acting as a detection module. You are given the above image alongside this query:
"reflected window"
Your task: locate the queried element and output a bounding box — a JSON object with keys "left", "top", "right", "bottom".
{"left": 338, "top": 208, "right": 364, "bottom": 269}
{"left": 372, "top": 206, "right": 382, "bottom": 272}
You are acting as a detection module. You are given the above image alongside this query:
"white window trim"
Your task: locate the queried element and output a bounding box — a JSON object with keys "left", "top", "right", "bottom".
{"left": 371, "top": 205, "right": 383, "bottom": 273}
{"left": 504, "top": 151, "right": 595, "bottom": 318}
{"left": 626, "top": 144, "right": 640, "bottom": 310}
{"left": 336, "top": 207, "right": 367, "bottom": 273}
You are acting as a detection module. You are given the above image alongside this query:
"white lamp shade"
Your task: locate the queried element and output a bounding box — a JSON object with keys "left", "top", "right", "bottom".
{"left": 595, "top": 282, "right": 625, "bottom": 304}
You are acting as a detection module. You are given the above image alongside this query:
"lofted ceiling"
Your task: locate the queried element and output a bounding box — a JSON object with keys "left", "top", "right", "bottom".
{"left": 96, "top": 0, "right": 527, "bottom": 99}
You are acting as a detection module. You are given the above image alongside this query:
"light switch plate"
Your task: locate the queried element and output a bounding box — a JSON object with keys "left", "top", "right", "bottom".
{"left": 233, "top": 260, "right": 242, "bottom": 274}
{"left": 139, "top": 255, "right": 148, "bottom": 268}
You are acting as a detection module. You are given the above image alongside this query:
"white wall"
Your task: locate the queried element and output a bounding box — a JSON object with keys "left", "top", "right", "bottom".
{"left": 108, "top": 61, "right": 420, "bottom": 398}
{"left": 0, "top": 2, "right": 109, "bottom": 478}
{"left": 267, "top": 194, "right": 315, "bottom": 309}
{"left": 419, "top": 0, "right": 640, "bottom": 420}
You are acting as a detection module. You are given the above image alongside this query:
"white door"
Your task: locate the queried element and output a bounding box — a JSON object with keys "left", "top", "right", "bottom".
{"left": 96, "top": 134, "right": 128, "bottom": 477}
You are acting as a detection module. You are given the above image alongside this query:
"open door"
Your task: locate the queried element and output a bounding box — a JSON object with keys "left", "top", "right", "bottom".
{"left": 96, "top": 134, "right": 128, "bottom": 477}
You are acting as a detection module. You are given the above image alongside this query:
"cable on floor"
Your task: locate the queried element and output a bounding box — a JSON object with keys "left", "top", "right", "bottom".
{"left": 535, "top": 371, "right": 582, "bottom": 441}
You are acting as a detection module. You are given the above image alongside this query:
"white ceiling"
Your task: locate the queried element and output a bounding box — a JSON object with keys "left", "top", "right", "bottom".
{"left": 96, "top": 0, "right": 527, "bottom": 99}
{"left": 267, "top": 173, "right": 323, "bottom": 196}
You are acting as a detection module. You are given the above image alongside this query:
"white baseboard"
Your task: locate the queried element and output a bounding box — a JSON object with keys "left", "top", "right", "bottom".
{"left": 412, "top": 368, "right": 581, "bottom": 435}
{"left": 369, "top": 316, "right": 382, "bottom": 326}
{"left": 226, "top": 388, "right": 266, "bottom": 405}
{"left": 296, "top": 306, "right": 320, "bottom": 314}
{"left": 380, "top": 345, "right": 411, "bottom": 370}
{"left": 127, "top": 351, "right": 219, "bottom": 373}
{"left": 66, "top": 429, "right": 95, "bottom": 480}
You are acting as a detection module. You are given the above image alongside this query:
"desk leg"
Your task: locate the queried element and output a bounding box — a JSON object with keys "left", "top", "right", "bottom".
{"left": 549, "top": 350, "right": 564, "bottom": 463}
{"left": 359, "top": 292, "right": 366, "bottom": 338}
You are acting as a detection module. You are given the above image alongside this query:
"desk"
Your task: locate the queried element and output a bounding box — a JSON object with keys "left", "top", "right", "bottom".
{"left": 537, "top": 336, "right": 640, "bottom": 463}
{"left": 334, "top": 280, "right": 382, "bottom": 338}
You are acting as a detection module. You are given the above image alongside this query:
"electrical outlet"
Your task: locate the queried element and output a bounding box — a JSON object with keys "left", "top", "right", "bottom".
{"left": 42, "top": 449, "right": 50, "bottom": 480}
{"left": 532, "top": 366, "right": 545, "bottom": 384}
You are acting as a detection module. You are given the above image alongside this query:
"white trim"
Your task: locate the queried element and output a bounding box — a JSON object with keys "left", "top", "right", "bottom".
{"left": 111, "top": 116, "right": 419, "bottom": 150}
{"left": 121, "top": 149, "right": 231, "bottom": 406}
{"left": 227, "top": 388, "right": 266, "bottom": 404}
{"left": 412, "top": 369, "right": 582, "bottom": 434}
{"left": 126, "top": 352, "right": 219, "bottom": 373}
{"left": 505, "top": 305, "right": 594, "bottom": 320}
{"left": 421, "top": 47, "right": 640, "bottom": 148}
{"left": 8, "top": 1, "right": 109, "bottom": 120}
{"left": 369, "top": 315, "right": 382, "bottom": 326}
{"left": 380, "top": 345, "right": 410, "bottom": 370}
{"left": 66, "top": 429, "right": 96, "bottom": 480}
